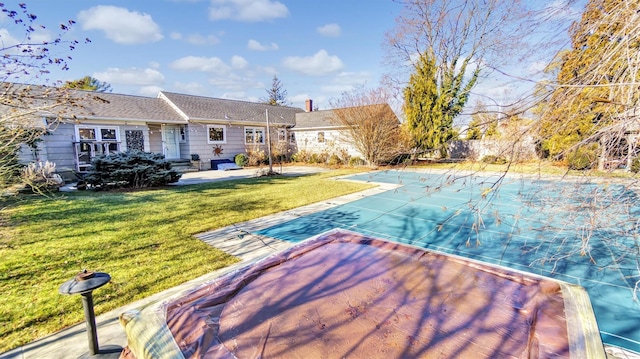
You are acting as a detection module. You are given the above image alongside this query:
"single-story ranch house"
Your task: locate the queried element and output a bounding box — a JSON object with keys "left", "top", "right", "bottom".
{"left": 12, "top": 86, "right": 394, "bottom": 180}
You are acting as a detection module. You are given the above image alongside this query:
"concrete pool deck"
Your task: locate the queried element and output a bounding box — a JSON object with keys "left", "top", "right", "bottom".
{"left": 0, "top": 170, "right": 397, "bottom": 359}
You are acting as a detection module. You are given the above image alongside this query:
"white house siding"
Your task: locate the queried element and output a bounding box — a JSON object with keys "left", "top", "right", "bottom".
{"left": 186, "top": 122, "right": 292, "bottom": 169}
{"left": 148, "top": 125, "right": 163, "bottom": 154}
{"left": 293, "top": 128, "right": 362, "bottom": 158}
{"left": 449, "top": 138, "right": 537, "bottom": 161}
{"left": 36, "top": 122, "right": 77, "bottom": 178}
{"left": 188, "top": 123, "right": 242, "bottom": 168}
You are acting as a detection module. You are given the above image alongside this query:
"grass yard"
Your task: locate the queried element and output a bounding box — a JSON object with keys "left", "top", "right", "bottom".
{"left": 0, "top": 169, "right": 372, "bottom": 352}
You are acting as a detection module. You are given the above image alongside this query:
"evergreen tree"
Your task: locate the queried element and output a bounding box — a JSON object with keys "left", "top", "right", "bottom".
{"left": 262, "top": 75, "right": 290, "bottom": 106}
{"left": 64, "top": 76, "right": 112, "bottom": 92}
{"left": 539, "top": 0, "right": 640, "bottom": 160}
{"left": 404, "top": 51, "right": 479, "bottom": 156}
{"left": 466, "top": 102, "right": 499, "bottom": 140}
{"left": 466, "top": 117, "right": 482, "bottom": 140}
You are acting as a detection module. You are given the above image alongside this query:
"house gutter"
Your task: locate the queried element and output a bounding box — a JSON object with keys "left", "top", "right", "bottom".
{"left": 290, "top": 125, "right": 344, "bottom": 131}
{"left": 188, "top": 118, "right": 293, "bottom": 127}
{"left": 61, "top": 116, "right": 188, "bottom": 125}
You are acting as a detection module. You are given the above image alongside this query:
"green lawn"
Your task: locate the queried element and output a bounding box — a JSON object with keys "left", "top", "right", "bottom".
{"left": 0, "top": 169, "right": 373, "bottom": 352}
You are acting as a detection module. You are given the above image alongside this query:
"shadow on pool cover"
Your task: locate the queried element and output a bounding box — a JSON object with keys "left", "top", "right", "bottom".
{"left": 119, "top": 229, "right": 604, "bottom": 358}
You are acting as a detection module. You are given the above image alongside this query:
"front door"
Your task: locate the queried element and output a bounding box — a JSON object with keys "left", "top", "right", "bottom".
{"left": 162, "top": 125, "right": 180, "bottom": 159}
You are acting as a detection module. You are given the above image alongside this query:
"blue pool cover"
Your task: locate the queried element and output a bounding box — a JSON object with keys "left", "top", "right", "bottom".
{"left": 257, "top": 170, "right": 640, "bottom": 353}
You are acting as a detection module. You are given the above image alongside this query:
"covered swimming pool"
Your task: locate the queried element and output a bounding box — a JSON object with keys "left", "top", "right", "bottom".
{"left": 257, "top": 170, "right": 640, "bottom": 354}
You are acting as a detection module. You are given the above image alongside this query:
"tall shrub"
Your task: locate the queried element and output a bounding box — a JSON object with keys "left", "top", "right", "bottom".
{"left": 85, "top": 151, "right": 181, "bottom": 190}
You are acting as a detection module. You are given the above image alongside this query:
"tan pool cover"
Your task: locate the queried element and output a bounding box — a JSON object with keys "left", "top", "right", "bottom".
{"left": 120, "top": 229, "right": 604, "bottom": 358}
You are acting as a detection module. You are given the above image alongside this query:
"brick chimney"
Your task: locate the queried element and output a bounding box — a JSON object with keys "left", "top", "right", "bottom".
{"left": 305, "top": 99, "right": 313, "bottom": 112}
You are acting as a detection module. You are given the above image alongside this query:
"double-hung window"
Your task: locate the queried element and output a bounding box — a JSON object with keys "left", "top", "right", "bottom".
{"left": 75, "top": 125, "right": 120, "bottom": 171}
{"left": 245, "top": 127, "right": 265, "bottom": 144}
{"left": 207, "top": 125, "right": 227, "bottom": 144}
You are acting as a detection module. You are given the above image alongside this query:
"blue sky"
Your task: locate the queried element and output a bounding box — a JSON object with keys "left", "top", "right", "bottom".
{"left": 1, "top": 0, "right": 586, "bottom": 114}
{"left": 2, "top": 0, "right": 402, "bottom": 110}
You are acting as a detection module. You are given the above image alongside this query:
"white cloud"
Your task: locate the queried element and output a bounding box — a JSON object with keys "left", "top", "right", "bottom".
{"left": 221, "top": 91, "right": 248, "bottom": 101}
{"left": 170, "top": 31, "right": 220, "bottom": 45}
{"left": 290, "top": 93, "right": 311, "bottom": 104}
{"left": 139, "top": 85, "right": 163, "bottom": 97}
{"left": 186, "top": 33, "right": 221, "bottom": 45}
{"left": 257, "top": 65, "right": 278, "bottom": 75}
{"left": 247, "top": 39, "right": 278, "bottom": 51}
{"left": 231, "top": 55, "right": 248, "bottom": 69}
{"left": 221, "top": 91, "right": 255, "bottom": 101}
{"left": 282, "top": 50, "right": 344, "bottom": 76}
{"left": 30, "top": 28, "right": 53, "bottom": 44}
{"left": 333, "top": 71, "right": 371, "bottom": 85}
{"left": 208, "top": 74, "right": 263, "bottom": 91}
{"left": 527, "top": 61, "right": 547, "bottom": 75}
{"left": 169, "top": 56, "right": 231, "bottom": 74}
{"left": 0, "top": 27, "right": 52, "bottom": 54}
{"left": 316, "top": 23, "right": 341, "bottom": 37}
{"left": 173, "top": 82, "right": 209, "bottom": 95}
{"left": 209, "top": 0, "right": 289, "bottom": 22}
{"left": 0, "top": 28, "right": 20, "bottom": 49}
{"left": 93, "top": 67, "right": 165, "bottom": 86}
{"left": 78, "top": 6, "right": 163, "bottom": 44}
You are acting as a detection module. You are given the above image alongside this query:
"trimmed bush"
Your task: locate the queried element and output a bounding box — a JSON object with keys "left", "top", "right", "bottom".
{"left": 327, "top": 154, "right": 342, "bottom": 166}
{"left": 234, "top": 153, "right": 248, "bottom": 167}
{"left": 291, "top": 150, "right": 311, "bottom": 163}
{"left": 246, "top": 148, "right": 266, "bottom": 166}
{"left": 349, "top": 156, "right": 365, "bottom": 166}
{"left": 631, "top": 156, "right": 640, "bottom": 173}
{"left": 567, "top": 144, "right": 598, "bottom": 170}
{"left": 480, "top": 155, "right": 507, "bottom": 164}
{"left": 85, "top": 151, "right": 181, "bottom": 190}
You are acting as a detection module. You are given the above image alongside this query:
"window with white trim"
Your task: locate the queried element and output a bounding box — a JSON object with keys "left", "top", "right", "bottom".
{"left": 76, "top": 126, "right": 120, "bottom": 142}
{"left": 207, "top": 125, "right": 227, "bottom": 144}
{"left": 289, "top": 132, "right": 296, "bottom": 144}
{"left": 245, "top": 127, "right": 265, "bottom": 144}
{"left": 278, "top": 129, "right": 286, "bottom": 142}
{"left": 317, "top": 131, "right": 325, "bottom": 143}
{"left": 74, "top": 125, "right": 121, "bottom": 171}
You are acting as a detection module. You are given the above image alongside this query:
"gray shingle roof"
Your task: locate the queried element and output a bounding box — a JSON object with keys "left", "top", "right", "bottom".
{"left": 293, "top": 104, "right": 397, "bottom": 130}
{"left": 292, "top": 109, "right": 341, "bottom": 130}
{"left": 74, "top": 91, "right": 184, "bottom": 123}
{"left": 160, "top": 91, "right": 303, "bottom": 125}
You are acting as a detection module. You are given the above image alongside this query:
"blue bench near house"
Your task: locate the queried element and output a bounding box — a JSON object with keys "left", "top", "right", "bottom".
{"left": 210, "top": 159, "right": 242, "bottom": 171}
